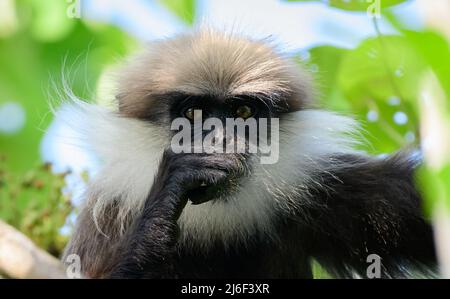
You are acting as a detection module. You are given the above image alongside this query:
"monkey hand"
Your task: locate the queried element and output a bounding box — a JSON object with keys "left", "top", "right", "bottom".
{"left": 160, "top": 150, "right": 246, "bottom": 206}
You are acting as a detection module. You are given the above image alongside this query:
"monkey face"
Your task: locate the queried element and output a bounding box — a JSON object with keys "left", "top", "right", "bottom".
{"left": 114, "top": 30, "right": 314, "bottom": 204}
{"left": 167, "top": 92, "right": 279, "bottom": 204}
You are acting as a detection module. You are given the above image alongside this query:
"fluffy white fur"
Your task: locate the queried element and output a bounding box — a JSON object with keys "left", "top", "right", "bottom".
{"left": 56, "top": 99, "right": 168, "bottom": 234}
{"left": 60, "top": 99, "right": 362, "bottom": 247}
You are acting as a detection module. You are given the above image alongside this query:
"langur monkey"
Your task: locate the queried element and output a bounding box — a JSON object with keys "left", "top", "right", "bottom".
{"left": 62, "top": 29, "right": 436, "bottom": 278}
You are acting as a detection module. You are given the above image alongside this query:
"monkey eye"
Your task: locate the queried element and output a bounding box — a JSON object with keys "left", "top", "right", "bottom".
{"left": 235, "top": 105, "right": 254, "bottom": 119}
{"left": 183, "top": 107, "right": 202, "bottom": 121}
{"left": 184, "top": 107, "right": 194, "bottom": 120}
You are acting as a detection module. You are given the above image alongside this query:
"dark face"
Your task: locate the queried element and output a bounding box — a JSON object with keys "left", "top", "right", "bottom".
{"left": 131, "top": 91, "right": 288, "bottom": 204}
{"left": 127, "top": 91, "right": 292, "bottom": 123}
{"left": 171, "top": 93, "right": 272, "bottom": 122}
{"left": 128, "top": 90, "right": 287, "bottom": 152}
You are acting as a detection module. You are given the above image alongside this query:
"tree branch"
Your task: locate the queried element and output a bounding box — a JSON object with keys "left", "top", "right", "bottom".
{"left": 0, "top": 220, "right": 66, "bottom": 279}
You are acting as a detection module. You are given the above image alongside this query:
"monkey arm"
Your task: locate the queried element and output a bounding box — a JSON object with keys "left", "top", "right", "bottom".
{"left": 62, "top": 191, "right": 137, "bottom": 278}
{"left": 108, "top": 182, "right": 187, "bottom": 278}
{"left": 305, "top": 152, "right": 437, "bottom": 278}
{"left": 62, "top": 153, "right": 186, "bottom": 279}
{"left": 63, "top": 150, "right": 243, "bottom": 279}
{"left": 108, "top": 151, "right": 239, "bottom": 278}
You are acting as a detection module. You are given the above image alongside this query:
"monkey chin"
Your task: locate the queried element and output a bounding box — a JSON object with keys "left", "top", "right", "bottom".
{"left": 186, "top": 181, "right": 231, "bottom": 205}
{"left": 183, "top": 153, "right": 249, "bottom": 205}
{"left": 185, "top": 171, "right": 243, "bottom": 205}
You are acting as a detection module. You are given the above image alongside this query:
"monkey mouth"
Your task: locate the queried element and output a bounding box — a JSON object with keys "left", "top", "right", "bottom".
{"left": 186, "top": 181, "right": 230, "bottom": 205}
{"left": 183, "top": 153, "right": 250, "bottom": 205}
{"left": 186, "top": 171, "right": 245, "bottom": 205}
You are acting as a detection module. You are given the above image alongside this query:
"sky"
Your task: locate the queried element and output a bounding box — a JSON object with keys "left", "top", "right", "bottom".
{"left": 80, "top": 0, "right": 422, "bottom": 49}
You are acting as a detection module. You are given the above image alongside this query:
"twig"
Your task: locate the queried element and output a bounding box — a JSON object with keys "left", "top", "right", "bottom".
{"left": 0, "top": 220, "right": 66, "bottom": 279}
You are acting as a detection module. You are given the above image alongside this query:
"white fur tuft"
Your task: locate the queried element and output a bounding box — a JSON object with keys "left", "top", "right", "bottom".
{"left": 55, "top": 98, "right": 168, "bottom": 234}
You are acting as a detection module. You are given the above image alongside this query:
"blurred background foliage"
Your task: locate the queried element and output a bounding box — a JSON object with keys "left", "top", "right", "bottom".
{"left": 0, "top": 0, "right": 136, "bottom": 173}
{"left": 0, "top": 0, "right": 449, "bottom": 276}
{"left": 0, "top": 155, "right": 73, "bottom": 256}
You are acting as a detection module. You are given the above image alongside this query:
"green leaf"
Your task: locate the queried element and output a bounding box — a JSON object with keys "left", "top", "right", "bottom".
{"left": 300, "top": 45, "right": 351, "bottom": 110}
{"left": 403, "top": 30, "right": 450, "bottom": 101}
{"left": 338, "top": 36, "right": 427, "bottom": 106}
{"left": 416, "top": 165, "right": 450, "bottom": 215}
{"left": 158, "top": 0, "right": 196, "bottom": 25}
{"left": 285, "top": 0, "right": 408, "bottom": 11}
{"left": 335, "top": 36, "right": 425, "bottom": 153}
